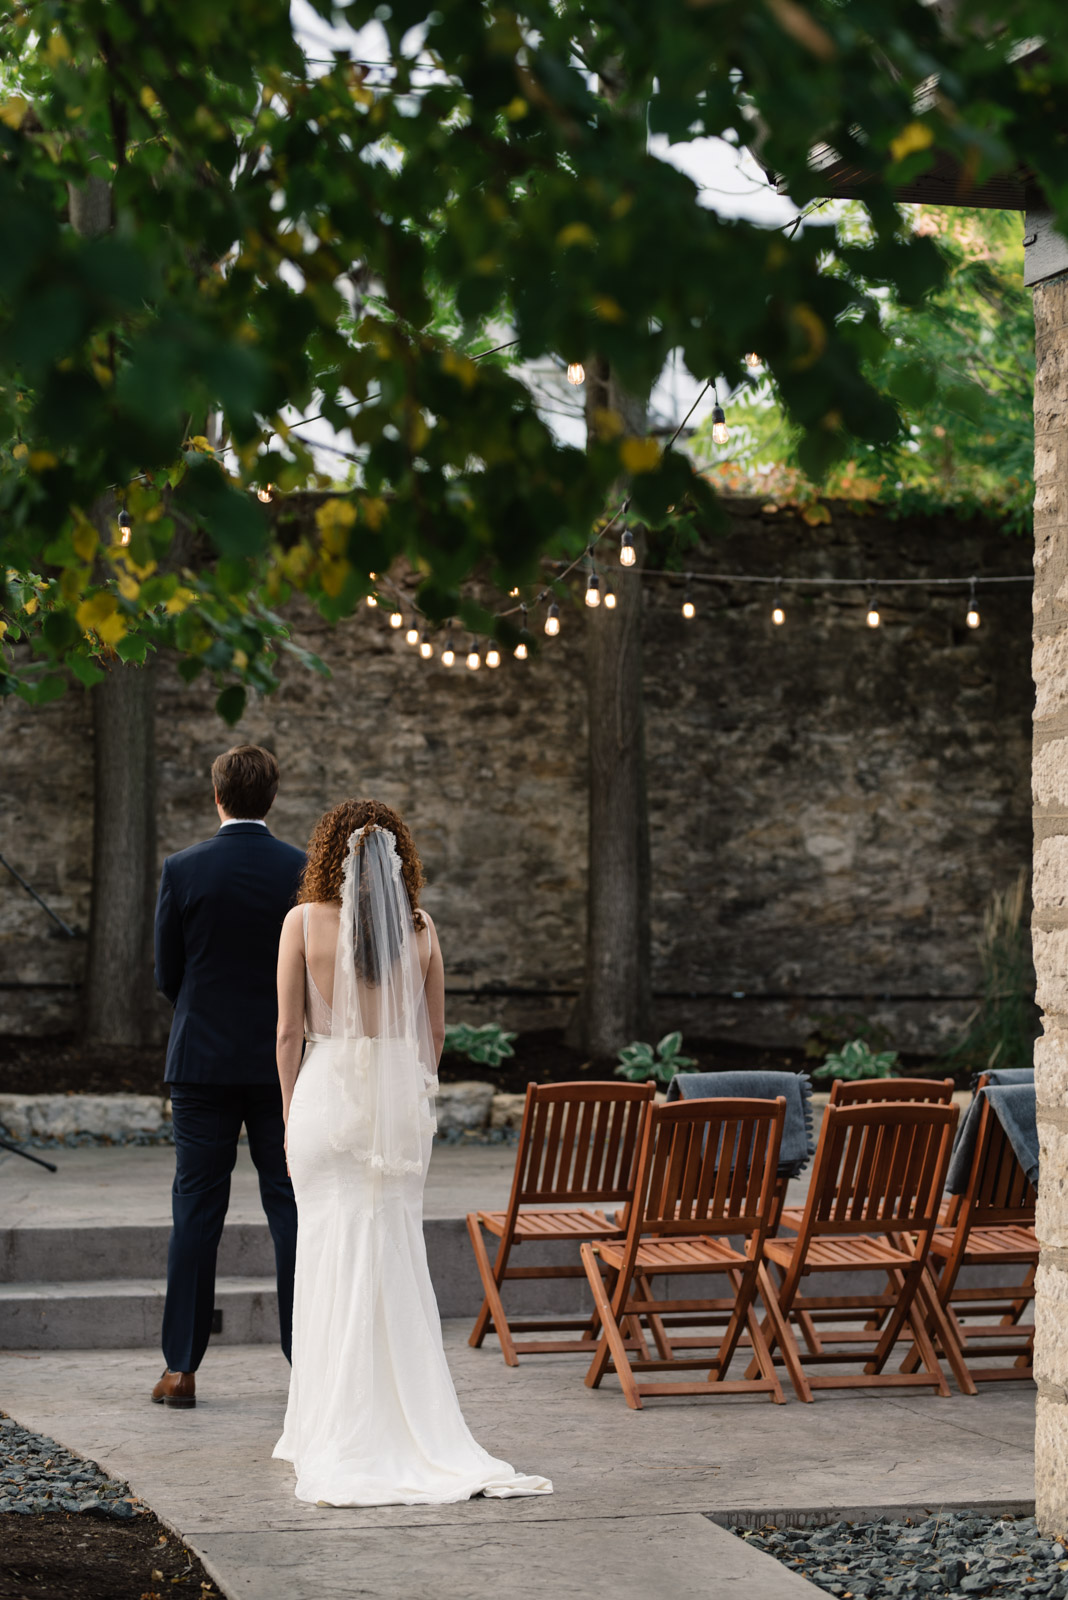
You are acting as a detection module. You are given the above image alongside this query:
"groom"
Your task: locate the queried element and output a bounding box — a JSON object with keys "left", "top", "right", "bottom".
{"left": 152, "top": 744, "right": 305, "bottom": 1407}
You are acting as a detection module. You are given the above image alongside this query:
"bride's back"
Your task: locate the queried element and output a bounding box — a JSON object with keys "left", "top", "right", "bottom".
{"left": 302, "top": 899, "right": 431, "bottom": 1041}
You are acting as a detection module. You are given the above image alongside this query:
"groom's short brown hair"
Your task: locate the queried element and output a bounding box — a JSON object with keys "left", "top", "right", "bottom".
{"left": 211, "top": 745, "right": 279, "bottom": 819}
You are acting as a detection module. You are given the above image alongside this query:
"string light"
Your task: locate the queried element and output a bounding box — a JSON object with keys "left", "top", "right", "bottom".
{"left": 486, "top": 642, "right": 501, "bottom": 668}
{"left": 682, "top": 579, "right": 695, "bottom": 620}
{"left": 566, "top": 363, "right": 585, "bottom": 386}
{"left": 419, "top": 632, "right": 433, "bottom": 659}
{"left": 441, "top": 635, "right": 456, "bottom": 667}
{"left": 406, "top": 624, "right": 420, "bottom": 646}
{"left": 117, "top": 510, "right": 132, "bottom": 547}
{"left": 711, "top": 404, "right": 730, "bottom": 446}
{"left": 585, "top": 560, "right": 601, "bottom": 609}
{"left": 745, "top": 352, "right": 761, "bottom": 369}
{"left": 544, "top": 600, "right": 561, "bottom": 637}
{"left": 389, "top": 610, "right": 403, "bottom": 629}
{"left": 508, "top": 587, "right": 520, "bottom": 597}
{"left": 966, "top": 578, "right": 981, "bottom": 630}
{"left": 604, "top": 582, "right": 617, "bottom": 610}
{"left": 514, "top": 605, "right": 530, "bottom": 659}
{"left": 866, "top": 591, "right": 881, "bottom": 629}
{"left": 366, "top": 594, "right": 378, "bottom": 608}
{"left": 466, "top": 638, "right": 482, "bottom": 671}
{"left": 257, "top": 484, "right": 274, "bottom": 503}
{"left": 772, "top": 580, "right": 785, "bottom": 627}
{"left": 620, "top": 530, "right": 636, "bottom": 567}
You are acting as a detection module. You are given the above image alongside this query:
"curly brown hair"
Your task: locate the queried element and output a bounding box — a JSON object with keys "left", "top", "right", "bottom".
{"left": 298, "top": 798, "right": 426, "bottom": 932}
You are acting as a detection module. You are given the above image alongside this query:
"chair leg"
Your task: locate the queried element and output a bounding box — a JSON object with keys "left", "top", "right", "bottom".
{"left": 756, "top": 1263, "right": 812, "bottom": 1403}
{"left": 727, "top": 1265, "right": 786, "bottom": 1404}
{"left": 914, "top": 1267, "right": 977, "bottom": 1397}
{"left": 465, "top": 1214, "right": 519, "bottom": 1367}
{"left": 636, "top": 1272, "right": 673, "bottom": 1361}
{"left": 581, "top": 1245, "right": 642, "bottom": 1408}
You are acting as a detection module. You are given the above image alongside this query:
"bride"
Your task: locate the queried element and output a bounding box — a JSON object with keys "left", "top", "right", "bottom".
{"left": 272, "top": 798, "right": 552, "bottom": 1507}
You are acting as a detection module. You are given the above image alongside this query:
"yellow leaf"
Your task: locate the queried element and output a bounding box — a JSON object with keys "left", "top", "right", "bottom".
{"left": 116, "top": 571, "right": 140, "bottom": 600}
{"left": 408, "top": 413, "right": 429, "bottom": 452}
{"left": 801, "top": 501, "right": 832, "bottom": 526}
{"left": 609, "top": 193, "right": 633, "bottom": 220}
{"left": 890, "top": 121, "right": 934, "bottom": 163}
{"left": 315, "top": 497, "right": 357, "bottom": 555}
{"left": 76, "top": 593, "right": 119, "bottom": 632}
{"left": 96, "top": 610, "right": 127, "bottom": 646}
{"left": 441, "top": 349, "right": 478, "bottom": 389}
{"left": 72, "top": 518, "right": 99, "bottom": 563}
{"left": 362, "top": 496, "right": 387, "bottom": 530}
{"left": 503, "top": 97, "right": 528, "bottom": 121}
{"left": 12, "top": 442, "right": 28, "bottom": 461}
{"left": 0, "top": 97, "right": 29, "bottom": 131}
{"left": 620, "top": 436, "right": 661, "bottom": 475}
{"left": 28, "top": 450, "right": 58, "bottom": 472}
{"left": 592, "top": 408, "right": 624, "bottom": 441}
{"left": 593, "top": 296, "right": 625, "bottom": 323}
{"left": 44, "top": 31, "right": 71, "bottom": 65}
{"left": 557, "top": 221, "right": 597, "bottom": 250}
{"left": 140, "top": 86, "right": 158, "bottom": 111}
{"left": 24, "top": 595, "right": 39, "bottom": 616}
{"left": 320, "top": 556, "right": 350, "bottom": 597}
{"left": 165, "top": 587, "right": 197, "bottom": 614}
{"left": 0, "top": 620, "right": 7, "bottom": 639}
{"left": 189, "top": 436, "right": 213, "bottom": 453}
{"left": 232, "top": 649, "right": 248, "bottom": 672}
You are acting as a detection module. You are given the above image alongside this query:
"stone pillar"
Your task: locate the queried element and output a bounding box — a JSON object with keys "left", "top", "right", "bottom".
{"left": 1031, "top": 268, "right": 1068, "bottom": 1536}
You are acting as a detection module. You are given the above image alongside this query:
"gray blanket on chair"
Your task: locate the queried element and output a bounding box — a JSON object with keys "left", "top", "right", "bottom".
{"left": 972, "top": 1066, "right": 1034, "bottom": 1089}
{"left": 665, "top": 1070, "right": 814, "bottom": 1179}
{"left": 945, "top": 1082, "right": 1039, "bottom": 1194}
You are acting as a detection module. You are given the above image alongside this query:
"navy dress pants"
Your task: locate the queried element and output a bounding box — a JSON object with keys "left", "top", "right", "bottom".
{"left": 162, "top": 1083, "right": 297, "bottom": 1374}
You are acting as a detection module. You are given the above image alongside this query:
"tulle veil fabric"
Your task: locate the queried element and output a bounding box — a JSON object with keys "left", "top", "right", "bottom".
{"left": 274, "top": 823, "right": 552, "bottom": 1507}
{"left": 316, "top": 824, "right": 438, "bottom": 1176}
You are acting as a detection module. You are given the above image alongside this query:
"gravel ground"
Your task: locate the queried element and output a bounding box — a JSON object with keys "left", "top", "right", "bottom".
{"left": 735, "top": 1513, "right": 1068, "bottom": 1597}
{"left": 0, "top": 1414, "right": 145, "bottom": 1519}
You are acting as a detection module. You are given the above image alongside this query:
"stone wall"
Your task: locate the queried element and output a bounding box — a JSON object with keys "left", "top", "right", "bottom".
{"left": 0, "top": 497, "right": 1033, "bottom": 1054}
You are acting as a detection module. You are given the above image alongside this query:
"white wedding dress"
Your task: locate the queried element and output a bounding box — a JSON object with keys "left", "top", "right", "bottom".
{"left": 273, "top": 825, "right": 551, "bottom": 1507}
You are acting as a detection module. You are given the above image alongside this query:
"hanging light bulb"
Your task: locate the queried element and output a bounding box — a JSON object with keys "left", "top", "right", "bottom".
{"left": 257, "top": 483, "right": 274, "bottom": 503}
{"left": 585, "top": 572, "right": 601, "bottom": 608}
{"left": 620, "top": 530, "right": 636, "bottom": 567}
{"left": 711, "top": 404, "right": 730, "bottom": 446}
{"left": 508, "top": 587, "right": 520, "bottom": 598}
{"left": 772, "top": 581, "right": 785, "bottom": 627}
{"left": 681, "top": 579, "right": 695, "bottom": 620}
{"left": 419, "top": 632, "right": 433, "bottom": 659}
{"left": 566, "top": 362, "right": 585, "bottom": 386}
{"left": 486, "top": 642, "right": 501, "bottom": 668}
{"left": 466, "top": 638, "right": 482, "bottom": 670}
{"left": 366, "top": 594, "right": 378, "bottom": 608}
{"left": 966, "top": 578, "right": 981, "bottom": 630}
{"left": 744, "top": 352, "right": 761, "bottom": 369}
{"left": 544, "top": 600, "right": 561, "bottom": 637}
{"left": 441, "top": 636, "right": 456, "bottom": 667}
{"left": 389, "top": 610, "right": 403, "bottom": 629}
{"left": 866, "top": 592, "right": 881, "bottom": 629}
{"left": 117, "top": 509, "right": 132, "bottom": 547}
{"left": 604, "top": 582, "right": 617, "bottom": 611}
{"left": 514, "top": 606, "right": 530, "bottom": 659}
{"left": 406, "top": 624, "right": 420, "bottom": 646}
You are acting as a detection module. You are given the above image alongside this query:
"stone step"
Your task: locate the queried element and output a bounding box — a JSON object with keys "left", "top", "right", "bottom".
{"left": 0, "top": 1276, "right": 280, "bottom": 1351}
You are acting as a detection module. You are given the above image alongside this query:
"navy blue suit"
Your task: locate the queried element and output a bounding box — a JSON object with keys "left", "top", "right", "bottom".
{"left": 154, "top": 821, "right": 305, "bottom": 1373}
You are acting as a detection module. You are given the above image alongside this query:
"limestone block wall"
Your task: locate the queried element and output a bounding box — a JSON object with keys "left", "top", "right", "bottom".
{"left": 1031, "top": 271, "right": 1068, "bottom": 1535}
{"left": 0, "top": 499, "right": 1033, "bottom": 1053}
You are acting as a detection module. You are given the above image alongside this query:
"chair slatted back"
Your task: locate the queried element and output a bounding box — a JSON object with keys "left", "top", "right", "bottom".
{"left": 803, "top": 1103, "right": 958, "bottom": 1237}
{"left": 511, "top": 1082, "right": 655, "bottom": 1206}
{"left": 965, "top": 1094, "right": 1036, "bottom": 1225}
{"left": 632, "top": 1098, "right": 785, "bottom": 1237}
{"left": 829, "top": 1077, "right": 955, "bottom": 1107}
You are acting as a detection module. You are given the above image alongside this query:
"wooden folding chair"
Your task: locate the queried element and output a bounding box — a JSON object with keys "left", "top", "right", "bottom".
{"left": 756, "top": 1100, "right": 959, "bottom": 1399}
{"left": 778, "top": 1079, "right": 956, "bottom": 1234}
{"left": 909, "top": 1088, "right": 1037, "bottom": 1385}
{"left": 580, "top": 1097, "right": 802, "bottom": 1409}
{"left": 467, "top": 1081, "right": 655, "bottom": 1365}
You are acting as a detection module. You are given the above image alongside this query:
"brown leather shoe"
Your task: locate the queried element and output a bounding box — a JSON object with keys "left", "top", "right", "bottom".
{"left": 151, "top": 1369, "right": 196, "bottom": 1408}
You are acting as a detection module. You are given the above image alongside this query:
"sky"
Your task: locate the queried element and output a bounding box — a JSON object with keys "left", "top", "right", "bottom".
{"left": 285, "top": 1, "right": 801, "bottom": 469}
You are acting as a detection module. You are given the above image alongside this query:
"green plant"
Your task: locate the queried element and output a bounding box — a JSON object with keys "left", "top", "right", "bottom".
{"left": 946, "top": 871, "right": 1039, "bottom": 1077}
{"left": 442, "top": 1023, "right": 517, "bottom": 1070}
{"left": 813, "top": 1038, "right": 900, "bottom": 1083}
{"left": 614, "top": 1031, "right": 698, "bottom": 1087}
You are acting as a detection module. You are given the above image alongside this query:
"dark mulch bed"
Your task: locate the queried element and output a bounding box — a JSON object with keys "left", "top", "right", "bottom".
{"left": 0, "top": 1027, "right": 946, "bottom": 1098}
{"left": 0, "top": 1511, "right": 217, "bottom": 1600}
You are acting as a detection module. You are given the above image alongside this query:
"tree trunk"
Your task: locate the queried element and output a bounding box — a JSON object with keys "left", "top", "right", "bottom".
{"left": 1031, "top": 270, "right": 1068, "bottom": 1537}
{"left": 568, "top": 359, "right": 652, "bottom": 1060}
{"left": 69, "top": 172, "right": 160, "bottom": 1049}
{"left": 84, "top": 657, "right": 158, "bottom": 1047}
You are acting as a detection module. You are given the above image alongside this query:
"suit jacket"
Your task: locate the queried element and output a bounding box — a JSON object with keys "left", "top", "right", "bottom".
{"left": 155, "top": 823, "right": 306, "bottom": 1086}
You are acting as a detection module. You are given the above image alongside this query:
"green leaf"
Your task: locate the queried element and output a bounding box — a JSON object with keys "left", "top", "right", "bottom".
{"left": 67, "top": 653, "right": 106, "bottom": 688}
{"left": 215, "top": 684, "right": 246, "bottom": 724}
{"left": 115, "top": 634, "right": 150, "bottom": 664}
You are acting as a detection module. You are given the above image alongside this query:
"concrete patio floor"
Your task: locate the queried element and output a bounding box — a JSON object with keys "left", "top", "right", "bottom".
{"left": 0, "top": 1333, "right": 1034, "bottom": 1600}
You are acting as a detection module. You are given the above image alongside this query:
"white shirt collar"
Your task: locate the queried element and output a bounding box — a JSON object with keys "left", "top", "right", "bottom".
{"left": 219, "top": 817, "right": 268, "bottom": 828}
